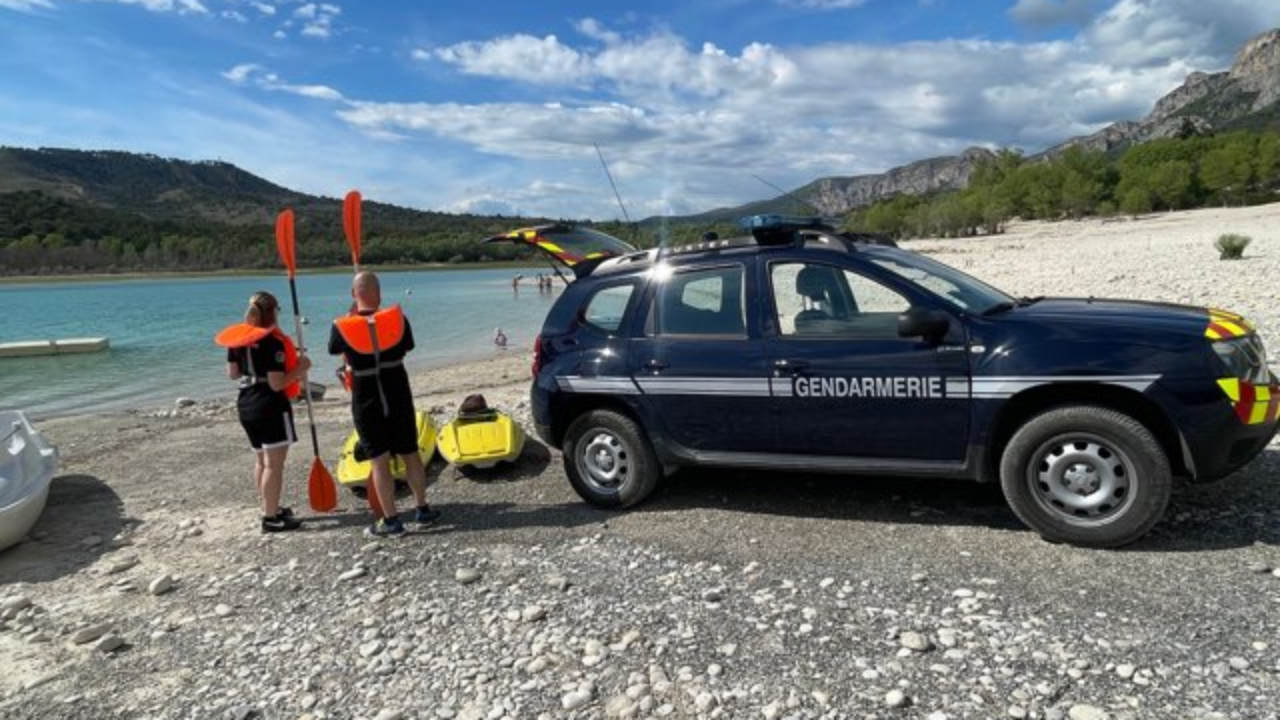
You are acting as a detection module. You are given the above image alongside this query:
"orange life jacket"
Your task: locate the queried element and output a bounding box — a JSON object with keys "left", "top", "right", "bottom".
{"left": 332, "top": 305, "right": 406, "bottom": 355}
{"left": 332, "top": 305, "right": 406, "bottom": 416}
{"left": 214, "top": 323, "right": 301, "bottom": 400}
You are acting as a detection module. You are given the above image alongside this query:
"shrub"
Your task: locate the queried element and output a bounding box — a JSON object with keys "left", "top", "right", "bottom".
{"left": 1215, "top": 233, "right": 1251, "bottom": 260}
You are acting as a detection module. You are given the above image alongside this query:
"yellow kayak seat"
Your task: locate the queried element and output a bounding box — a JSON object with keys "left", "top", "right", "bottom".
{"left": 437, "top": 409, "right": 525, "bottom": 469}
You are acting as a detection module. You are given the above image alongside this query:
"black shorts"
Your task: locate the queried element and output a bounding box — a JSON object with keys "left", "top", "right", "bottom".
{"left": 354, "top": 407, "right": 418, "bottom": 460}
{"left": 240, "top": 408, "right": 297, "bottom": 451}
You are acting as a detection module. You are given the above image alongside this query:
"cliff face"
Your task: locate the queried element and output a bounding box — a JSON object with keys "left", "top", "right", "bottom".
{"left": 1044, "top": 28, "right": 1280, "bottom": 158}
{"left": 801, "top": 147, "right": 995, "bottom": 215}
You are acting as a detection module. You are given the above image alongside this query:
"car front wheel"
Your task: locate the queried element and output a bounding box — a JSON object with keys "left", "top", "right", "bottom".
{"left": 563, "top": 409, "right": 660, "bottom": 508}
{"left": 999, "top": 405, "right": 1172, "bottom": 548}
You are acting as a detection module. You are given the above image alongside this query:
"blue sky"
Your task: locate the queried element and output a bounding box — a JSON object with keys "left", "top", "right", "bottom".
{"left": 1, "top": 1, "right": 1276, "bottom": 220}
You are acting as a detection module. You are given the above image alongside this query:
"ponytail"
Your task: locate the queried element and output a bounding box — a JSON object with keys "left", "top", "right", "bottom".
{"left": 245, "top": 291, "right": 279, "bottom": 329}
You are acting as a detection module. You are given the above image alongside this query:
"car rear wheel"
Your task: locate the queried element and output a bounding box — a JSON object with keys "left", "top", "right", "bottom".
{"left": 1000, "top": 405, "right": 1171, "bottom": 548}
{"left": 563, "top": 409, "right": 660, "bottom": 508}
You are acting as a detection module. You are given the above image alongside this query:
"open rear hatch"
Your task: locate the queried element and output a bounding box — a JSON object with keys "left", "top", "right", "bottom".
{"left": 482, "top": 224, "right": 638, "bottom": 278}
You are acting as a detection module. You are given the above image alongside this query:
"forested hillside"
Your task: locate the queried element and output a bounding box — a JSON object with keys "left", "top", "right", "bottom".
{"left": 844, "top": 130, "right": 1280, "bottom": 239}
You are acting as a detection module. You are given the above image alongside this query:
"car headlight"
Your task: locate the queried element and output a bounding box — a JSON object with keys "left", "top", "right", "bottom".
{"left": 1213, "top": 335, "right": 1272, "bottom": 385}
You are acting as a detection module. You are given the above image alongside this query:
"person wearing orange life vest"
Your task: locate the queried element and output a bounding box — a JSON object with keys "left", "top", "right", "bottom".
{"left": 329, "top": 271, "right": 439, "bottom": 537}
{"left": 220, "top": 291, "right": 312, "bottom": 533}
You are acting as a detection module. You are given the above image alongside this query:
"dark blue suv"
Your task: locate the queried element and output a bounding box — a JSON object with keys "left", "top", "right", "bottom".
{"left": 487, "top": 217, "right": 1278, "bottom": 548}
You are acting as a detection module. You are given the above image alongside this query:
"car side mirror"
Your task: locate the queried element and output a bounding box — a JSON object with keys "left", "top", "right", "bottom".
{"left": 898, "top": 307, "right": 949, "bottom": 343}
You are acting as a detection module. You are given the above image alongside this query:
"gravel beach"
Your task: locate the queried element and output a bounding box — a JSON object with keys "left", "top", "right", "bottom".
{"left": 2, "top": 205, "right": 1279, "bottom": 720}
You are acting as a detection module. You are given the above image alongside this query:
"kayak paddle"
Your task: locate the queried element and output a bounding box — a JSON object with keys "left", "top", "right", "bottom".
{"left": 340, "top": 190, "right": 386, "bottom": 517}
{"left": 275, "top": 209, "right": 338, "bottom": 513}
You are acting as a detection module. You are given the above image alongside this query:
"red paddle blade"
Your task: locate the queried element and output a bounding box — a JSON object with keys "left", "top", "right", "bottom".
{"left": 343, "top": 190, "right": 362, "bottom": 267}
{"left": 308, "top": 456, "right": 338, "bottom": 513}
{"left": 275, "top": 209, "right": 297, "bottom": 277}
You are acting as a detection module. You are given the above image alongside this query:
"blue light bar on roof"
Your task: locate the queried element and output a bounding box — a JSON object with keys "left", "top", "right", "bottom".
{"left": 738, "top": 214, "right": 832, "bottom": 230}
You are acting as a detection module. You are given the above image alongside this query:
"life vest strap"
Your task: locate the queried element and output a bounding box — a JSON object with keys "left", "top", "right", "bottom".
{"left": 349, "top": 359, "right": 404, "bottom": 377}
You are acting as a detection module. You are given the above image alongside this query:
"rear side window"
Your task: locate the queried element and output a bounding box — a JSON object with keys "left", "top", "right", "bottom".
{"left": 653, "top": 265, "right": 746, "bottom": 336}
{"left": 581, "top": 283, "right": 636, "bottom": 333}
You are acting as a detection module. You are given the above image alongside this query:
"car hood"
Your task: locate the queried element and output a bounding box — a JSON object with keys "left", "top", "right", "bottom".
{"left": 998, "top": 297, "right": 1241, "bottom": 337}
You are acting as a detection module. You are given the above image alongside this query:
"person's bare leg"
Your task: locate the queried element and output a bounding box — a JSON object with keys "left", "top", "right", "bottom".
{"left": 253, "top": 451, "right": 267, "bottom": 505}
{"left": 370, "top": 453, "right": 397, "bottom": 519}
{"left": 403, "top": 452, "right": 427, "bottom": 507}
{"left": 260, "top": 446, "right": 288, "bottom": 517}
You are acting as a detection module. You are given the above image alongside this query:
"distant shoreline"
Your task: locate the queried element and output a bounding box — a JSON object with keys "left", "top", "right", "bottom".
{"left": 0, "top": 260, "right": 553, "bottom": 285}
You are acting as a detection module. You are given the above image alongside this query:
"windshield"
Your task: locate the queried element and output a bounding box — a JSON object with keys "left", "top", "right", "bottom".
{"left": 869, "top": 251, "right": 1016, "bottom": 314}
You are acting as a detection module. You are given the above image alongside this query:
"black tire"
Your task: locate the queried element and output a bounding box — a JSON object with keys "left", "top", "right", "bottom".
{"left": 562, "top": 409, "right": 660, "bottom": 508}
{"left": 999, "top": 405, "right": 1171, "bottom": 548}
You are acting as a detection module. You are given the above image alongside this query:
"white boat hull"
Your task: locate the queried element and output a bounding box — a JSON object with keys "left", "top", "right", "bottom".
{"left": 0, "top": 412, "right": 58, "bottom": 552}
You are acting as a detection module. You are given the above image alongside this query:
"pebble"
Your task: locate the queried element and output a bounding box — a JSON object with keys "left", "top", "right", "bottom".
{"left": 1, "top": 596, "right": 32, "bottom": 614}
{"left": 148, "top": 575, "right": 176, "bottom": 596}
{"left": 900, "top": 631, "right": 933, "bottom": 652}
{"left": 1116, "top": 663, "right": 1136, "bottom": 679}
{"left": 885, "top": 690, "right": 910, "bottom": 708}
{"left": 338, "top": 567, "right": 367, "bottom": 582}
{"left": 521, "top": 605, "right": 546, "bottom": 622}
{"left": 562, "top": 689, "right": 592, "bottom": 711}
{"left": 1068, "top": 705, "right": 1108, "bottom": 720}
{"left": 373, "top": 710, "right": 403, "bottom": 720}
{"left": 96, "top": 634, "right": 125, "bottom": 653}
{"left": 71, "top": 623, "right": 113, "bottom": 645}
{"left": 456, "top": 568, "right": 482, "bottom": 585}
{"left": 214, "top": 604, "right": 234, "bottom": 618}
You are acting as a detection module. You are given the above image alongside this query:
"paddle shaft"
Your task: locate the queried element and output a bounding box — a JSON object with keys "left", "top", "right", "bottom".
{"left": 286, "top": 277, "right": 322, "bottom": 459}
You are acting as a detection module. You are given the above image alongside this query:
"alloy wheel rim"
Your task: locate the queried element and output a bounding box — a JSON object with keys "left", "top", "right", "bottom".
{"left": 578, "top": 430, "right": 631, "bottom": 493}
{"left": 1029, "top": 434, "right": 1136, "bottom": 526}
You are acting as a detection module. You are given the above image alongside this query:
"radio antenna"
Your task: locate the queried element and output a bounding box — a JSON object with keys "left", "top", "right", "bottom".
{"left": 752, "top": 174, "right": 825, "bottom": 216}
{"left": 595, "top": 143, "right": 632, "bottom": 225}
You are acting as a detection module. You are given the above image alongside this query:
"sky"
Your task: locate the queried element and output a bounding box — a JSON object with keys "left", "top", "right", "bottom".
{"left": 0, "top": 1, "right": 1277, "bottom": 220}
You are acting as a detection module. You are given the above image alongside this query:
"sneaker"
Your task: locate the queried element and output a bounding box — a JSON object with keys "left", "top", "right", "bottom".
{"left": 262, "top": 512, "right": 302, "bottom": 533}
{"left": 413, "top": 505, "right": 441, "bottom": 525}
{"left": 278, "top": 506, "right": 295, "bottom": 518}
{"left": 364, "top": 517, "right": 407, "bottom": 538}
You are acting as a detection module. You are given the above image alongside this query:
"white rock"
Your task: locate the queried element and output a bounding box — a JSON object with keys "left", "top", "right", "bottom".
{"left": 176, "top": 397, "right": 196, "bottom": 407}
{"left": 762, "top": 700, "right": 783, "bottom": 719}
{"left": 1068, "top": 705, "right": 1108, "bottom": 720}
{"left": 900, "top": 631, "right": 933, "bottom": 652}
{"left": 96, "top": 634, "right": 125, "bottom": 653}
{"left": 2, "top": 596, "right": 32, "bottom": 614}
{"left": 1116, "top": 663, "right": 1136, "bottom": 679}
{"left": 562, "top": 689, "right": 592, "bottom": 711}
{"left": 214, "top": 604, "right": 234, "bottom": 618}
{"left": 338, "top": 567, "right": 367, "bottom": 582}
{"left": 373, "top": 710, "right": 404, "bottom": 720}
{"left": 148, "top": 575, "right": 176, "bottom": 596}
{"left": 456, "top": 568, "right": 482, "bottom": 585}
{"left": 71, "top": 623, "right": 113, "bottom": 645}
{"left": 885, "top": 689, "right": 910, "bottom": 708}
{"left": 521, "top": 605, "right": 546, "bottom": 622}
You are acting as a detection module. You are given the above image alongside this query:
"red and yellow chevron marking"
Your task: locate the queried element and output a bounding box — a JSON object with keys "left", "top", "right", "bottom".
{"left": 1204, "top": 309, "right": 1254, "bottom": 340}
{"left": 1217, "top": 377, "right": 1280, "bottom": 425}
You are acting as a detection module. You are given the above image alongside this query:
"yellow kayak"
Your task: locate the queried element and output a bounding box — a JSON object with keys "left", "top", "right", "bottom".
{"left": 437, "top": 408, "right": 525, "bottom": 468}
{"left": 336, "top": 410, "right": 437, "bottom": 491}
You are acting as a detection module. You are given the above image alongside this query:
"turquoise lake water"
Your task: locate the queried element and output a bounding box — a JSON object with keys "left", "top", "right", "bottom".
{"left": 0, "top": 267, "right": 559, "bottom": 419}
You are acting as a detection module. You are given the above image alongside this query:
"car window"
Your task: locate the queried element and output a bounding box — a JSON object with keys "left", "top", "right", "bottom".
{"left": 868, "top": 252, "right": 1014, "bottom": 313}
{"left": 772, "top": 261, "right": 908, "bottom": 339}
{"left": 581, "top": 283, "right": 635, "bottom": 333}
{"left": 655, "top": 265, "right": 746, "bottom": 336}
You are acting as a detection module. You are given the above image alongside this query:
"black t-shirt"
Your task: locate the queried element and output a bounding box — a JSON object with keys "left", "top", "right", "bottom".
{"left": 328, "top": 313, "right": 417, "bottom": 419}
{"left": 228, "top": 331, "right": 291, "bottom": 419}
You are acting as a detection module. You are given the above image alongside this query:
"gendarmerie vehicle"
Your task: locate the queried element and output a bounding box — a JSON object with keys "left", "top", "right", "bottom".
{"left": 485, "top": 216, "right": 1279, "bottom": 548}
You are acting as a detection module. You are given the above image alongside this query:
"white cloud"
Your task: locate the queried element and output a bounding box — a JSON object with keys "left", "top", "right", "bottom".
{"left": 250, "top": 1, "right": 274, "bottom": 15}
{"left": 286, "top": 1, "right": 340, "bottom": 40}
{"left": 222, "top": 63, "right": 343, "bottom": 101}
{"left": 433, "top": 35, "right": 591, "bottom": 85}
{"left": 1009, "top": 0, "right": 1103, "bottom": 28}
{"left": 0, "top": 0, "right": 54, "bottom": 10}
{"left": 221, "top": 9, "right": 246, "bottom": 22}
{"left": 292, "top": 2, "right": 315, "bottom": 19}
{"left": 273, "top": 29, "right": 286, "bottom": 39}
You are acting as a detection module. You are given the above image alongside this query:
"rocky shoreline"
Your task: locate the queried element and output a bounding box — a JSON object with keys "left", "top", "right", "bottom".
{"left": 3, "top": 205, "right": 1280, "bottom": 720}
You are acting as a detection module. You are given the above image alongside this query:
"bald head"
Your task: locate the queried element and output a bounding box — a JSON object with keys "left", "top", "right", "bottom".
{"left": 352, "top": 271, "right": 382, "bottom": 311}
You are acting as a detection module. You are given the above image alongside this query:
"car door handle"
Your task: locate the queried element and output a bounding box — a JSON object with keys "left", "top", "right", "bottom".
{"left": 772, "top": 359, "right": 809, "bottom": 376}
{"left": 644, "top": 359, "right": 670, "bottom": 371}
